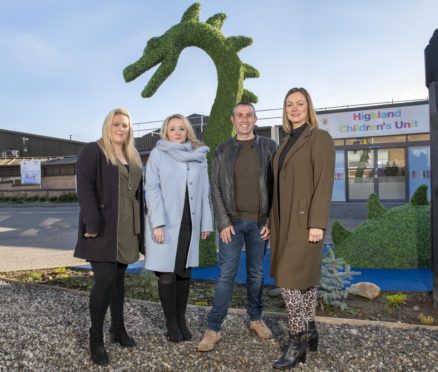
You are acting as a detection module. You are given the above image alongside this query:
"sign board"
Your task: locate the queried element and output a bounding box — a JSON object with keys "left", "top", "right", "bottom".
{"left": 319, "top": 104, "right": 429, "bottom": 139}
{"left": 20, "top": 160, "right": 41, "bottom": 185}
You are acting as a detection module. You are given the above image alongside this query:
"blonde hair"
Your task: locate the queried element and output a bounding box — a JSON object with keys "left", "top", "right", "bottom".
{"left": 97, "top": 108, "right": 142, "bottom": 168}
{"left": 160, "top": 114, "right": 204, "bottom": 148}
{"left": 282, "top": 87, "right": 319, "bottom": 134}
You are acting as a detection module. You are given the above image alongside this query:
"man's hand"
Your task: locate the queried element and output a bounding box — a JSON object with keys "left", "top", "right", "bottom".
{"left": 308, "top": 228, "right": 323, "bottom": 243}
{"left": 219, "top": 225, "right": 235, "bottom": 244}
{"left": 260, "top": 225, "right": 270, "bottom": 240}
{"left": 84, "top": 232, "right": 98, "bottom": 238}
{"left": 153, "top": 227, "right": 164, "bottom": 244}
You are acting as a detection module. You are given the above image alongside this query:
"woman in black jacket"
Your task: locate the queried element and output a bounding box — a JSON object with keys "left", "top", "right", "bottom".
{"left": 74, "top": 108, "right": 144, "bottom": 366}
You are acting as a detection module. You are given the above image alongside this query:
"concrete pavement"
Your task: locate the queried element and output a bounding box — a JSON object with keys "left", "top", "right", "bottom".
{"left": 0, "top": 201, "right": 398, "bottom": 272}
{"left": 0, "top": 204, "right": 83, "bottom": 272}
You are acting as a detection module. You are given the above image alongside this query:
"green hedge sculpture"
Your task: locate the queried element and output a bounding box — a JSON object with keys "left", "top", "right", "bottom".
{"left": 123, "top": 3, "right": 260, "bottom": 266}
{"left": 332, "top": 185, "right": 431, "bottom": 269}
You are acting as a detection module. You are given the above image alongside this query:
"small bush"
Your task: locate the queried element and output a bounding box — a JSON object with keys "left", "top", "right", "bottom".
{"left": 57, "top": 192, "right": 78, "bottom": 202}
{"left": 30, "top": 271, "right": 43, "bottom": 282}
{"left": 410, "top": 184, "right": 429, "bottom": 206}
{"left": 126, "top": 271, "right": 159, "bottom": 301}
{"left": 385, "top": 293, "right": 407, "bottom": 307}
{"left": 317, "top": 247, "right": 360, "bottom": 310}
{"left": 418, "top": 313, "right": 435, "bottom": 325}
{"left": 367, "top": 193, "right": 386, "bottom": 219}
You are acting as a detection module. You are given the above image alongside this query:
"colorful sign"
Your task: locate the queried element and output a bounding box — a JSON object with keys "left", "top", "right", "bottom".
{"left": 20, "top": 160, "right": 41, "bottom": 185}
{"left": 318, "top": 104, "right": 429, "bottom": 139}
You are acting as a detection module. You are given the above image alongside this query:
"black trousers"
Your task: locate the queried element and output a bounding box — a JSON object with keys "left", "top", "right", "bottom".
{"left": 89, "top": 261, "right": 128, "bottom": 333}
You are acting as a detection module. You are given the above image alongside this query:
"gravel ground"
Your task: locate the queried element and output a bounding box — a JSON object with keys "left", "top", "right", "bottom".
{"left": 1, "top": 280, "right": 437, "bottom": 371}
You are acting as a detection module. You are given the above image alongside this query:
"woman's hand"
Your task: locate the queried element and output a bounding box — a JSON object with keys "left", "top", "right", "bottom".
{"left": 200, "top": 231, "right": 211, "bottom": 240}
{"left": 153, "top": 227, "right": 164, "bottom": 244}
{"left": 308, "top": 228, "right": 323, "bottom": 243}
{"left": 84, "top": 232, "right": 98, "bottom": 238}
{"left": 260, "top": 225, "right": 271, "bottom": 241}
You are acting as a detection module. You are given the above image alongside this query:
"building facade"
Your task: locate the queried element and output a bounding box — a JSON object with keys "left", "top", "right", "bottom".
{"left": 315, "top": 100, "right": 430, "bottom": 202}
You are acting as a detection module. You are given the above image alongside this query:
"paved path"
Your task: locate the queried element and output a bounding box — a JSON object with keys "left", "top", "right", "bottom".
{"left": 0, "top": 204, "right": 83, "bottom": 272}
{"left": 0, "top": 202, "right": 393, "bottom": 272}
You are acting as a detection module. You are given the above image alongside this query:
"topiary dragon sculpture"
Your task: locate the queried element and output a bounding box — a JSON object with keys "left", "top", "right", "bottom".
{"left": 123, "top": 3, "right": 260, "bottom": 266}
{"left": 123, "top": 2, "right": 260, "bottom": 150}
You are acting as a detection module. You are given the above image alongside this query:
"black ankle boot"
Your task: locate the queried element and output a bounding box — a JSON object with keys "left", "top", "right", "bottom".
{"left": 308, "top": 321, "right": 318, "bottom": 352}
{"left": 273, "top": 332, "right": 307, "bottom": 369}
{"left": 110, "top": 325, "right": 137, "bottom": 347}
{"left": 89, "top": 329, "right": 109, "bottom": 366}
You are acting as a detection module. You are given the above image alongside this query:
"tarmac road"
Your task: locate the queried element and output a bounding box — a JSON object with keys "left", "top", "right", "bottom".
{"left": 0, "top": 204, "right": 84, "bottom": 272}
{"left": 0, "top": 202, "right": 366, "bottom": 273}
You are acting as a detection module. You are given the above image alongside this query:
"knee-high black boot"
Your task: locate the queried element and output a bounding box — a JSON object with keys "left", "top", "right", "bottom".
{"left": 176, "top": 278, "right": 192, "bottom": 340}
{"left": 307, "top": 321, "right": 318, "bottom": 352}
{"left": 109, "top": 263, "right": 136, "bottom": 347}
{"left": 89, "top": 263, "right": 112, "bottom": 365}
{"left": 273, "top": 332, "right": 307, "bottom": 369}
{"left": 158, "top": 274, "right": 183, "bottom": 343}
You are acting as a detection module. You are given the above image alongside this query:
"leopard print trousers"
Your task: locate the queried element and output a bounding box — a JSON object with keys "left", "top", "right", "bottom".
{"left": 280, "top": 287, "right": 317, "bottom": 334}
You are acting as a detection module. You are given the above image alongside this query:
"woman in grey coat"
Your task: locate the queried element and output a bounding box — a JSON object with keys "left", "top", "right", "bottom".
{"left": 145, "top": 114, "right": 213, "bottom": 342}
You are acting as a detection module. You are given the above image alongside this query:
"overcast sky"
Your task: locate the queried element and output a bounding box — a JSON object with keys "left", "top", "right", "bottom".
{"left": 1, "top": 0, "right": 437, "bottom": 142}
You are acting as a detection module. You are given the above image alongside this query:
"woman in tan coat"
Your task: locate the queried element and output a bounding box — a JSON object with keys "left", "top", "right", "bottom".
{"left": 270, "top": 88, "right": 335, "bottom": 369}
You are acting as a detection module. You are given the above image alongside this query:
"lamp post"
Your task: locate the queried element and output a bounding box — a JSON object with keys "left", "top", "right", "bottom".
{"left": 425, "top": 29, "right": 438, "bottom": 307}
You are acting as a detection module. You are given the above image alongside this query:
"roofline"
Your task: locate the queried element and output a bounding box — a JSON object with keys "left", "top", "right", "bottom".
{"left": 0, "top": 128, "right": 86, "bottom": 145}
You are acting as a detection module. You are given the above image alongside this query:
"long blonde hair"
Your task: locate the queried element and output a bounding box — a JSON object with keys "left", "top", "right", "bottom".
{"left": 282, "top": 87, "right": 319, "bottom": 134}
{"left": 160, "top": 114, "right": 204, "bottom": 148}
{"left": 97, "top": 108, "right": 142, "bottom": 167}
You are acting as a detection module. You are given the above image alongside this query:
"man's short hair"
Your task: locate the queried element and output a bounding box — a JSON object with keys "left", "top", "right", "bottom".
{"left": 231, "top": 101, "right": 256, "bottom": 117}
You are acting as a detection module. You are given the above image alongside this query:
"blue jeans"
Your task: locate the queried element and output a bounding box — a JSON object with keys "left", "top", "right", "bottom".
{"left": 207, "top": 219, "right": 267, "bottom": 332}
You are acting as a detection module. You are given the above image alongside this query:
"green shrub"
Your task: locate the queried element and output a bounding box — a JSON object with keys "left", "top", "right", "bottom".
{"left": 199, "top": 233, "right": 217, "bottom": 267}
{"left": 126, "top": 271, "right": 159, "bottom": 301}
{"left": 57, "top": 192, "right": 78, "bottom": 202}
{"left": 367, "top": 193, "right": 386, "bottom": 219}
{"left": 410, "top": 184, "right": 429, "bottom": 206}
{"left": 333, "top": 203, "right": 431, "bottom": 268}
{"left": 332, "top": 220, "right": 351, "bottom": 246}
{"left": 385, "top": 293, "right": 407, "bottom": 307}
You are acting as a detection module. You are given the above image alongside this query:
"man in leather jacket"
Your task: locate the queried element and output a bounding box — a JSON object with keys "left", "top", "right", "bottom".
{"left": 198, "top": 101, "right": 278, "bottom": 352}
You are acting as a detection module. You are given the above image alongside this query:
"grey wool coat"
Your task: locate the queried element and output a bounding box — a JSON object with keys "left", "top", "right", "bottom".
{"left": 74, "top": 142, "right": 145, "bottom": 262}
{"left": 270, "top": 126, "right": 335, "bottom": 289}
{"left": 144, "top": 140, "right": 214, "bottom": 272}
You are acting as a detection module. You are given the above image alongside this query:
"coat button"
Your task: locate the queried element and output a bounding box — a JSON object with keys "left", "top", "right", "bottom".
{"left": 189, "top": 182, "right": 192, "bottom": 185}
{"left": 299, "top": 210, "right": 305, "bottom": 215}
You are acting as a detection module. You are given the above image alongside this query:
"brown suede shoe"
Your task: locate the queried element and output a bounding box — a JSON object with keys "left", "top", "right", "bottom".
{"left": 249, "top": 320, "right": 273, "bottom": 339}
{"left": 197, "top": 330, "right": 221, "bottom": 352}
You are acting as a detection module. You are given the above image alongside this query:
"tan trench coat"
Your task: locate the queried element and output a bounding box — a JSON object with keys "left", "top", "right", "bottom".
{"left": 270, "top": 125, "right": 335, "bottom": 289}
